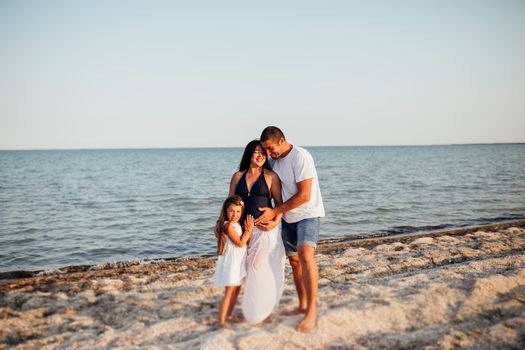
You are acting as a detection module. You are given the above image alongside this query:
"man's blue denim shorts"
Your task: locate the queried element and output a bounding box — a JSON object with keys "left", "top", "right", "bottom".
{"left": 281, "top": 217, "right": 321, "bottom": 256}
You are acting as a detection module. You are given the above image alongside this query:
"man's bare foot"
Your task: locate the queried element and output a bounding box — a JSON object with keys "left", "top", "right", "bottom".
{"left": 282, "top": 307, "right": 307, "bottom": 316}
{"left": 297, "top": 314, "right": 316, "bottom": 333}
{"left": 218, "top": 322, "right": 231, "bottom": 329}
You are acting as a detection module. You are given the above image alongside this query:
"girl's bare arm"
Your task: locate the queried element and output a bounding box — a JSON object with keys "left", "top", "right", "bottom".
{"left": 223, "top": 217, "right": 253, "bottom": 247}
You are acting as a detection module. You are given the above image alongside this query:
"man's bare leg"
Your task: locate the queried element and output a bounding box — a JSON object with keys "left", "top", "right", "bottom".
{"left": 283, "top": 255, "right": 307, "bottom": 315}
{"left": 296, "top": 245, "right": 318, "bottom": 332}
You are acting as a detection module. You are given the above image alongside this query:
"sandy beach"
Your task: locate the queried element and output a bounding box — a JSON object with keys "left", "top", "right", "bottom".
{"left": 1, "top": 220, "right": 525, "bottom": 349}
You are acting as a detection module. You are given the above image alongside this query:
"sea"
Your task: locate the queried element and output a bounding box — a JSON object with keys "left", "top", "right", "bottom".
{"left": 1, "top": 144, "right": 524, "bottom": 273}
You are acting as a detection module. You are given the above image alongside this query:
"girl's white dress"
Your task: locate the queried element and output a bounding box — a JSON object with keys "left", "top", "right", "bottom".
{"left": 241, "top": 225, "right": 285, "bottom": 324}
{"left": 214, "top": 222, "right": 247, "bottom": 287}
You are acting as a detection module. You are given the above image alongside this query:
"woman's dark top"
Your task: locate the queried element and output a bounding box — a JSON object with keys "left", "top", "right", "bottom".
{"left": 235, "top": 169, "right": 272, "bottom": 219}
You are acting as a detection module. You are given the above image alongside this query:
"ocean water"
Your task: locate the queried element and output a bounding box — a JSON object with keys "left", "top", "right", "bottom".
{"left": 1, "top": 144, "right": 524, "bottom": 272}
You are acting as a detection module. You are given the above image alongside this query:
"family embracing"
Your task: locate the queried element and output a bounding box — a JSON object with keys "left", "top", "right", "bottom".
{"left": 213, "top": 126, "right": 325, "bottom": 333}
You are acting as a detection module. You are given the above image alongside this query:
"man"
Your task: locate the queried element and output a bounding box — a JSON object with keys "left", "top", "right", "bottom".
{"left": 255, "top": 126, "right": 325, "bottom": 333}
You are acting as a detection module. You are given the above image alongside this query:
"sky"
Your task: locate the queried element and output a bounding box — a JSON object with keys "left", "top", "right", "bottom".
{"left": 1, "top": 0, "right": 524, "bottom": 150}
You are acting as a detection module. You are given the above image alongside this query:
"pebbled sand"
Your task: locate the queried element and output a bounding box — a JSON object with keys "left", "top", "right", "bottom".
{"left": 1, "top": 221, "right": 525, "bottom": 349}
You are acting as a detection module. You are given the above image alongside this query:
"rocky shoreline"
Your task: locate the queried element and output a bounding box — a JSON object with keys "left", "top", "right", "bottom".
{"left": 1, "top": 221, "right": 525, "bottom": 349}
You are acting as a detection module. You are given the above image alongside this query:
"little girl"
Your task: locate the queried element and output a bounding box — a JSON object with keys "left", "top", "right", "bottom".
{"left": 214, "top": 195, "right": 254, "bottom": 327}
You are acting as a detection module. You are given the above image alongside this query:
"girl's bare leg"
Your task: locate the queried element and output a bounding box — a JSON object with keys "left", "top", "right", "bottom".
{"left": 226, "top": 286, "right": 241, "bottom": 320}
{"left": 218, "top": 286, "right": 236, "bottom": 327}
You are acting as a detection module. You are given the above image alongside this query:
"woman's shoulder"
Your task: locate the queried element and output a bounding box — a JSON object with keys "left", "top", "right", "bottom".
{"left": 264, "top": 169, "right": 280, "bottom": 181}
{"left": 229, "top": 171, "right": 244, "bottom": 189}
{"left": 231, "top": 171, "right": 244, "bottom": 180}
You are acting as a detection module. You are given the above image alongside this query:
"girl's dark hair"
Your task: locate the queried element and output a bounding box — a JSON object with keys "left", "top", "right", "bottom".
{"left": 238, "top": 139, "right": 272, "bottom": 171}
{"left": 216, "top": 195, "right": 245, "bottom": 255}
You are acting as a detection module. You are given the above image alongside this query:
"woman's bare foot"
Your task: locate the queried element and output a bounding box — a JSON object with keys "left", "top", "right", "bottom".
{"left": 263, "top": 314, "right": 273, "bottom": 323}
{"left": 282, "top": 307, "right": 306, "bottom": 316}
{"left": 297, "top": 313, "right": 316, "bottom": 333}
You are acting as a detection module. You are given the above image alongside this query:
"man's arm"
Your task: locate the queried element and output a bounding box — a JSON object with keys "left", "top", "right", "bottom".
{"left": 274, "top": 178, "right": 312, "bottom": 215}
{"left": 255, "top": 178, "right": 312, "bottom": 224}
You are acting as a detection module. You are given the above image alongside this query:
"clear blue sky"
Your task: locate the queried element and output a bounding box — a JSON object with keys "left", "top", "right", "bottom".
{"left": 1, "top": 0, "right": 524, "bottom": 149}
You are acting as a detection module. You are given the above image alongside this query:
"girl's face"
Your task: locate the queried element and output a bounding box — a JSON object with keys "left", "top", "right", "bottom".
{"left": 226, "top": 204, "right": 243, "bottom": 223}
{"left": 251, "top": 145, "right": 267, "bottom": 167}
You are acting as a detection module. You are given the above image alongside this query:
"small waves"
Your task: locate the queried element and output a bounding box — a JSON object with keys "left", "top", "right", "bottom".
{"left": 375, "top": 207, "right": 401, "bottom": 213}
{"left": 375, "top": 214, "right": 525, "bottom": 236}
{"left": 12, "top": 227, "right": 39, "bottom": 235}
{"left": 378, "top": 223, "right": 454, "bottom": 236}
{"left": 1, "top": 145, "right": 525, "bottom": 273}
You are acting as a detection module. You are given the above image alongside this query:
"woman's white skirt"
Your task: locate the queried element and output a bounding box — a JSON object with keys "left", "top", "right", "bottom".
{"left": 242, "top": 225, "right": 285, "bottom": 324}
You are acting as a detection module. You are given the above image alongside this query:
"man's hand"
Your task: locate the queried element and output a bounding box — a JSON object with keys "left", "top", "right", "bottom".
{"left": 255, "top": 207, "right": 276, "bottom": 226}
{"left": 256, "top": 217, "right": 279, "bottom": 231}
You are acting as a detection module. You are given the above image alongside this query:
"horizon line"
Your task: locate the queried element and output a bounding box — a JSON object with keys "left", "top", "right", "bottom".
{"left": 1, "top": 142, "right": 524, "bottom": 152}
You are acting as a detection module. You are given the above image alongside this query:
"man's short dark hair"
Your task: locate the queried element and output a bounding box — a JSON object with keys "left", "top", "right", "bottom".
{"left": 260, "top": 126, "right": 285, "bottom": 143}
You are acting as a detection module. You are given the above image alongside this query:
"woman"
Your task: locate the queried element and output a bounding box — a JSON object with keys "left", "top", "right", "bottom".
{"left": 228, "top": 139, "right": 286, "bottom": 324}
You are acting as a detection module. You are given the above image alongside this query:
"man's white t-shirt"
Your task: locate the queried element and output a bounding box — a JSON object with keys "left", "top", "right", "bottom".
{"left": 270, "top": 145, "right": 325, "bottom": 223}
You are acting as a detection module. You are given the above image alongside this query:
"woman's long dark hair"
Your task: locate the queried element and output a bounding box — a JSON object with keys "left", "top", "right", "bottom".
{"left": 238, "top": 139, "right": 272, "bottom": 171}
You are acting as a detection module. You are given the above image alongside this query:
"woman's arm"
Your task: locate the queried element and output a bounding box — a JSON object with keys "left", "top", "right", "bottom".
{"left": 214, "top": 171, "right": 243, "bottom": 237}
{"left": 228, "top": 171, "right": 243, "bottom": 197}
{"left": 269, "top": 171, "right": 283, "bottom": 207}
